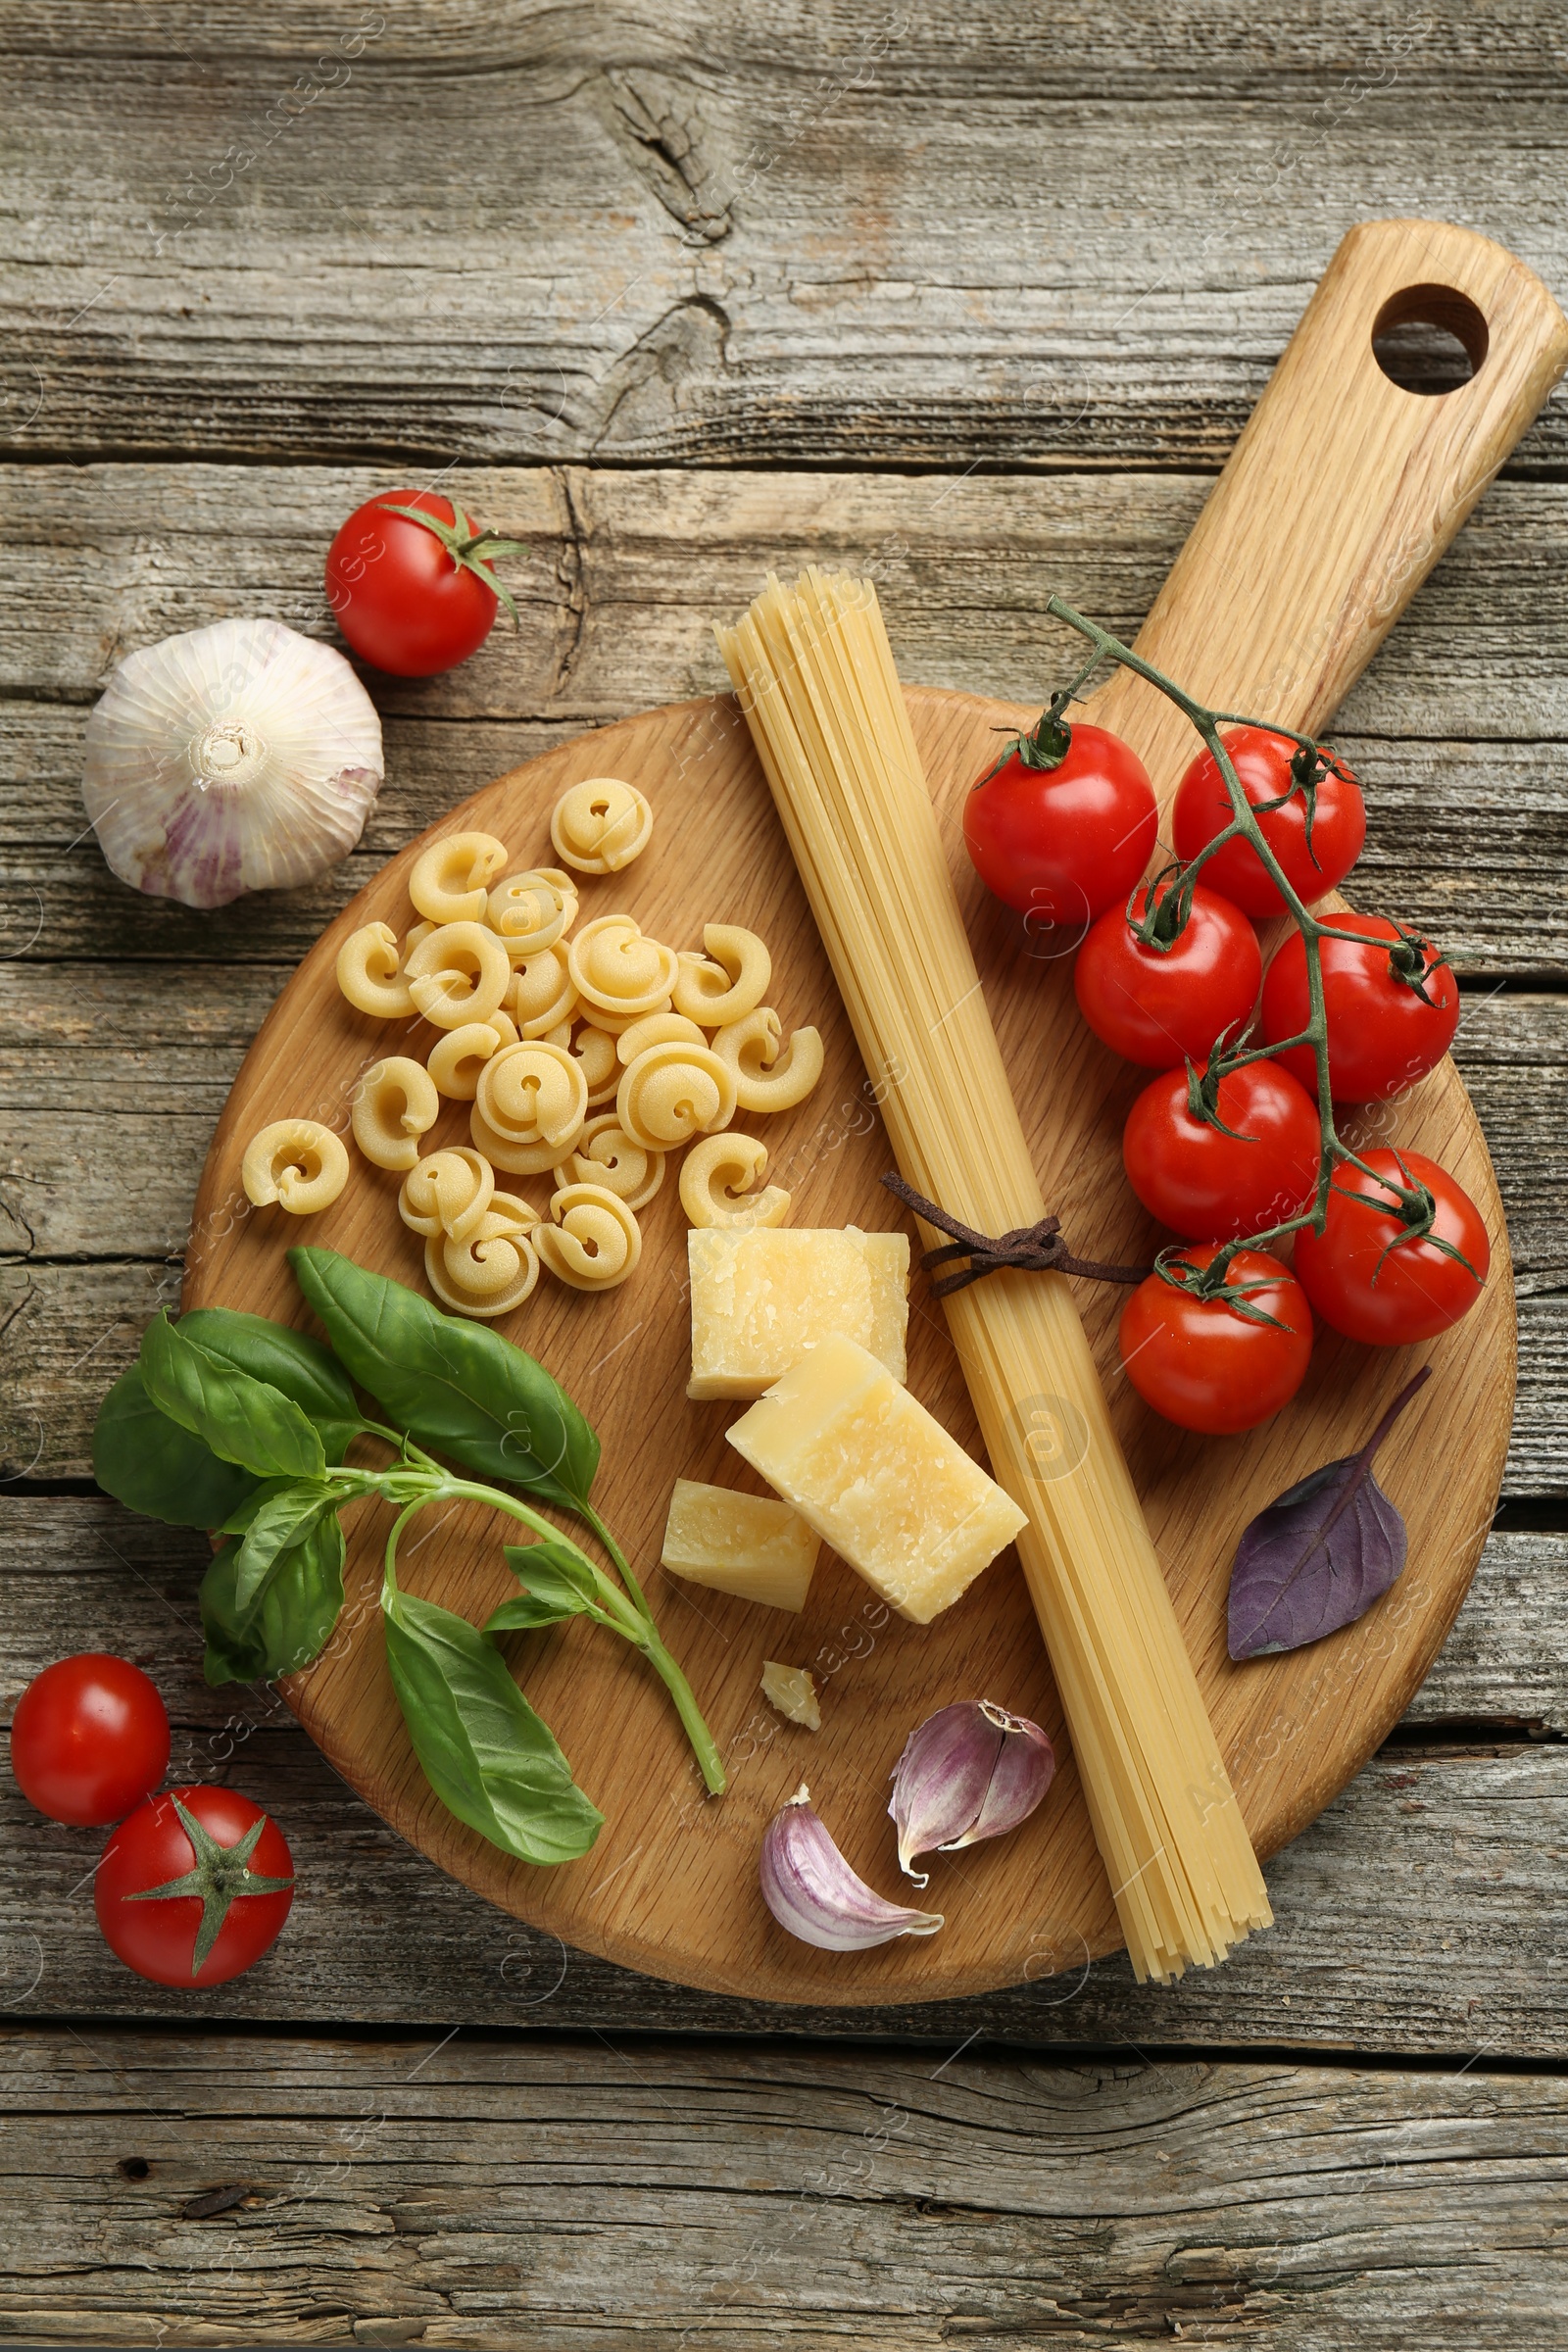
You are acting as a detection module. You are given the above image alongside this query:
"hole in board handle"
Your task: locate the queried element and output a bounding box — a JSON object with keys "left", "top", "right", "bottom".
{"left": 1371, "top": 283, "right": 1489, "bottom": 396}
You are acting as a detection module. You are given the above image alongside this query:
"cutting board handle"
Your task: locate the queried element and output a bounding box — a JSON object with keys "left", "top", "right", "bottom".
{"left": 1087, "top": 218, "right": 1568, "bottom": 797}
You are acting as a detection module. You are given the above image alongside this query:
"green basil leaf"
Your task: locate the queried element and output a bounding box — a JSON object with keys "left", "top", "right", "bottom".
{"left": 486, "top": 1539, "right": 605, "bottom": 1632}
{"left": 177, "top": 1307, "right": 363, "bottom": 1458}
{"left": 218, "top": 1476, "right": 302, "bottom": 1537}
{"left": 141, "top": 1312, "right": 326, "bottom": 1483}
{"left": 289, "top": 1247, "right": 599, "bottom": 1510}
{"left": 200, "top": 1513, "right": 347, "bottom": 1687}
{"left": 232, "top": 1481, "right": 342, "bottom": 1609}
{"left": 381, "top": 1587, "right": 603, "bottom": 1866}
{"left": 92, "top": 1364, "right": 261, "bottom": 1531}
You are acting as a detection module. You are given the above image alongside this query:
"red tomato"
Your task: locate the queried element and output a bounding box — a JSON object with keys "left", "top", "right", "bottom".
{"left": 1074, "top": 880, "right": 1263, "bottom": 1069}
{"left": 1118, "top": 1245, "right": 1314, "bottom": 1434}
{"left": 96, "top": 1787, "right": 294, "bottom": 1988}
{"left": 325, "top": 490, "right": 524, "bottom": 677}
{"left": 1261, "top": 915, "right": 1460, "bottom": 1102}
{"left": 1293, "top": 1148, "right": 1489, "bottom": 1345}
{"left": 1122, "top": 1058, "right": 1321, "bottom": 1243}
{"left": 963, "top": 717, "right": 1157, "bottom": 927}
{"left": 1172, "top": 726, "right": 1365, "bottom": 915}
{"left": 11, "top": 1653, "right": 170, "bottom": 1828}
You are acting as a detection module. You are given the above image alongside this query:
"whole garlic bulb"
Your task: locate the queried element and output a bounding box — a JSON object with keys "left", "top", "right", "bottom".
{"left": 82, "top": 617, "right": 383, "bottom": 909}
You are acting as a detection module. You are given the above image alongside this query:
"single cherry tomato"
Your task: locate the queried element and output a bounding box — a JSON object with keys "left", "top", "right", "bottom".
{"left": 1293, "top": 1148, "right": 1489, "bottom": 1346}
{"left": 96, "top": 1787, "right": 294, "bottom": 1988}
{"left": 1261, "top": 915, "right": 1460, "bottom": 1102}
{"left": 963, "top": 711, "right": 1158, "bottom": 928}
{"left": 325, "top": 490, "right": 525, "bottom": 677}
{"left": 1118, "top": 1245, "right": 1314, "bottom": 1435}
{"left": 1074, "top": 880, "right": 1263, "bottom": 1069}
{"left": 11, "top": 1653, "right": 170, "bottom": 1828}
{"left": 1122, "top": 1057, "right": 1321, "bottom": 1243}
{"left": 1172, "top": 727, "right": 1365, "bottom": 915}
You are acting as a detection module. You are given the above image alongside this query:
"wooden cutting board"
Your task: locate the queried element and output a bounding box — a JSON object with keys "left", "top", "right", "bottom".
{"left": 185, "top": 220, "right": 1568, "bottom": 2003}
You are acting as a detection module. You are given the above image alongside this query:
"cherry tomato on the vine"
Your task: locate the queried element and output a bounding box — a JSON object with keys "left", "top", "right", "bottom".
{"left": 1292, "top": 1147, "right": 1489, "bottom": 1346}
{"left": 1074, "top": 880, "right": 1263, "bottom": 1068}
{"left": 963, "top": 715, "right": 1158, "bottom": 928}
{"left": 1122, "top": 1057, "right": 1321, "bottom": 1243}
{"left": 95, "top": 1786, "right": 295, "bottom": 1988}
{"left": 1172, "top": 726, "right": 1365, "bottom": 916}
{"left": 11, "top": 1653, "right": 170, "bottom": 1828}
{"left": 1261, "top": 914, "right": 1460, "bottom": 1102}
{"left": 1118, "top": 1245, "right": 1313, "bottom": 1435}
{"left": 325, "top": 490, "right": 526, "bottom": 678}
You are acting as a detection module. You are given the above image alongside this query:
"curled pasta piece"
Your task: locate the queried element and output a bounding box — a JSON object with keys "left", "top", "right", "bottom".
{"left": 405, "top": 919, "right": 435, "bottom": 956}
{"left": 679, "top": 1132, "right": 792, "bottom": 1230}
{"left": 405, "top": 921, "right": 512, "bottom": 1031}
{"left": 426, "top": 1016, "right": 516, "bottom": 1101}
{"left": 508, "top": 944, "right": 579, "bottom": 1039}
{"left": 566, "top": 1023, "right": 622, "bottom": 1107}
{"left": 616, "top": 1040, "right": 738, "bottom": 1151}
{"left": 567, "top": 914, "right": 680, "bottom": 1021}
{"left": 536, "top": 1182, "right": 642, "bottom": 1291}
{"left": 241, "top": 1119, "right": 350, "bottom": 1215}
{"left": 425, "top": 1194, "right": 541, "bottom": 1319}
{"left": 474, "top": 1044, "right": 592, "bottom": 1161}
{"left": 488, "top": 866, "right": 578, "bottom": 956}
{"left": 550, "top": 777, "right": 654, "bottom": 874}
{"left": 399, "top": 1147, "right": 495, "bottom": 1245}
{"left": 336, "top": 920, "right": 415, "bottom": 1019}
{"left": 554, "top": 1113, "right": 665, "bottom": 1211}
{"left": 351, "top": 1056, "right": 440, "bottom": 1172}
{"left": 614, "top": 1010, "right": 707, "bottom": 1064}
{"left": 671, "top": 924, "right": 772, "bottom": 1028}
{"left": 710, "top": 1008, "right": 825, "bottom": 1114}
{"left": 410, "top": 831, "right": 511, "bottom": 924}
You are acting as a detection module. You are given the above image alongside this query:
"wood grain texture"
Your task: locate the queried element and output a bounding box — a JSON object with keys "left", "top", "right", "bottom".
{"left": 177, "top": 685, "right": 1509, "bottom": 2004}
{"left": 6, "top": 2030, "right": 1568, "bottom": 2348}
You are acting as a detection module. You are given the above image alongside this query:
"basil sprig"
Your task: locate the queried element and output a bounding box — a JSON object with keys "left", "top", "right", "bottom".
{"left": 92, "top": 1252, "right": 725, "bottom": 1872}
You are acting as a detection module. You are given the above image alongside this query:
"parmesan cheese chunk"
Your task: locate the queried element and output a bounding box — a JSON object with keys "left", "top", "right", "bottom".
{"left": 686, "top": 1225, "right": 908, "bottom": 1399}
{"left": 726, "top": 1334, "right": 1027, "bottom": 1625}
{"left": 661, "top": 1478, "right": 820, "bottom": 1612}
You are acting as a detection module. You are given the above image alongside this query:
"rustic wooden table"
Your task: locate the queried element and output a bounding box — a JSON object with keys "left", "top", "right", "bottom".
{"left": 5, "top": 3, "right": 1568, "bottom": 2341}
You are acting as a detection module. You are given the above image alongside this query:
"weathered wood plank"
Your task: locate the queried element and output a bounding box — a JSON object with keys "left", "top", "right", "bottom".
{"left": 4, "top": 5, "right": 1567, "bottom": 472}
{"left": 4, "top": 2031, "right": 1567, "bottom": 2349}
{"left": 0, "top": 1495, "right": 1564, "bottom": 2047}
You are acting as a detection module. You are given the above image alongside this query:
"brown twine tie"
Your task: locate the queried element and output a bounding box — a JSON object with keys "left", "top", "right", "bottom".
{"left": 879, "top": 1172, "right": 1152, "bottom": 1298}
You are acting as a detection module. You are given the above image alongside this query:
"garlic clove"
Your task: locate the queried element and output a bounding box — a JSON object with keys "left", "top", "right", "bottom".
{"left": 760, "top": 1787, "right": 944, "bottom": 1952}
{"left": 888, "top": 1700, "right": 1054, "bottom": 1880}
{"left": 83, "top": 618, "right": 382, "bottom": 909}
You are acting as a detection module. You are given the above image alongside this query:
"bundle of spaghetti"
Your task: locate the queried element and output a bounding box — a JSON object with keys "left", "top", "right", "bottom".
{"left": 715, "top": 567, "right": 1271, "bottom": 1981}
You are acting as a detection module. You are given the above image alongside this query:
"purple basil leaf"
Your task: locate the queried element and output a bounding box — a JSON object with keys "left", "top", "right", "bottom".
{"left": 1227, "top": 1367, "right": 1432, "bottom": 1661}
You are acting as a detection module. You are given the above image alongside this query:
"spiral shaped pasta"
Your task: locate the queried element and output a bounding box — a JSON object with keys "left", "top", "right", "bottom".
{"left": 508, "top": 944, "right": 579, "bottom": 1039}
{"left": 426, "top": 1014, "right": 518, "bottom": 1101}
{"left": 550, "top": 777, "right": 654, "bottom": 874}
{"left": 351, "top": 1056, "right": 441, "bottom": 1172}
{"left": 566, "top": 1023, "right": 622, "bottom": 1107}
{"left": 488, "top": 866, "right": 578, "bottom": 956}
{"left": 616, "top": 1040, "right": 738, "bottom": 1151}
{"left": 535, "top": 1183, "right": 642, "bottom": 1291}
{"left": 671, "top": 923, "right": 772, "bottom": 1027}
{"left": 404, "top": 921, "right": 512, "bottom": 1030}
{"left": 398, "top": 1147, "right": 495, "bottom": 1244}
{"left": 554, "top": 1113, "right": 666, "bottom": 1210}
{"left": 425, "top": 1194, "right": 541, "bottom": 1318}
{"left": 469, "top": 1040, "right": 588, "bottom": 1175}
{"left": 567, "top": 915, "right": 680, "bottom": 1022}
{"left": 710, "top": 1008, "right": 825, "bottom": 1114}
{"left": 336, "top": 920, "right": 415, "bottom": 1019}
{"left": 410, "top": 831, "right": 511, "bottom": 924}
{"left": 241, "top": 1119, "right": 350, "bottom": 1215}
{"left": 679, "top": 1132, "right": 792, "bottom": 1230}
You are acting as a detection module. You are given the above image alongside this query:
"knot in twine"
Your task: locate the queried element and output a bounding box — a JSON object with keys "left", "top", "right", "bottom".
{"left": 879, "top": 1173, "right": 1151, "bottom": 1298}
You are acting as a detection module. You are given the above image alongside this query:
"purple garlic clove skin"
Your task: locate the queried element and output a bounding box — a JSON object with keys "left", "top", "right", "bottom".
{"left": 889, "top": 1700, "right": 1055, "bottom": 1880}
{"left": 760, "top": 1786, "right": 945, "bottom": 1951}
